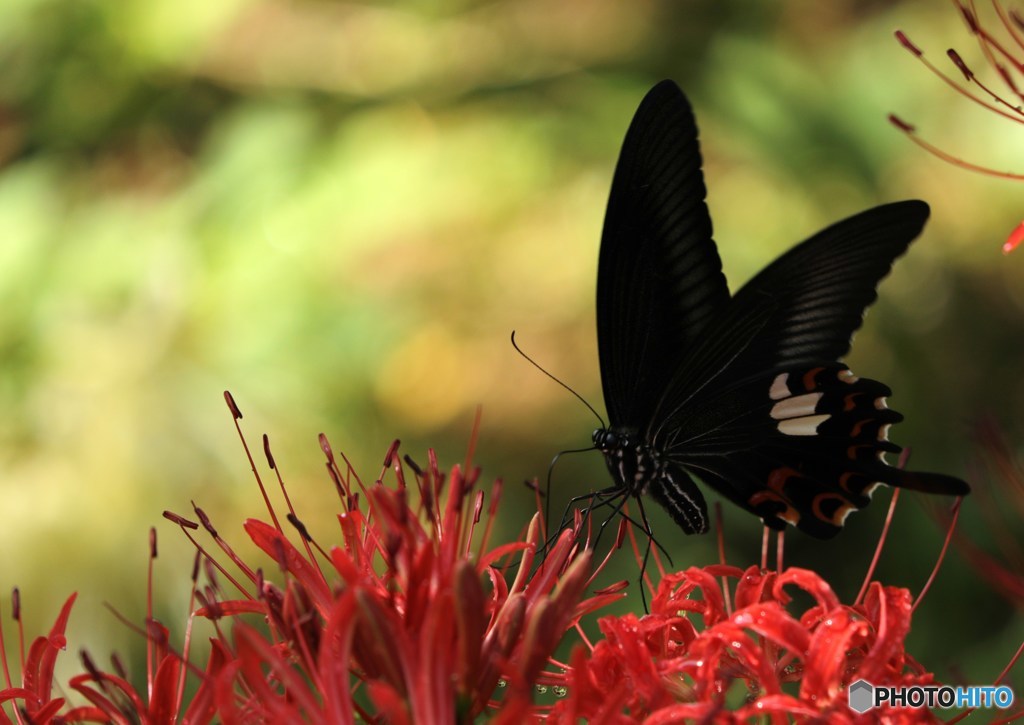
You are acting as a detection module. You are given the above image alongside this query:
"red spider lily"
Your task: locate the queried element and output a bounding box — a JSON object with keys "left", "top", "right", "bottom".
{"left": 0, "top": 591, "right": 98, "bottom": 724}
{"left": 1, "top": 392, "right": 1016, "bottom": 722}
{"left": 200, "top": 488, "right": 605, "bottom": 722}
{"left": 545, "top": 563, "right": 950, "bottom": 723}
{"left": 0, "top": 395, "right": 628, "bottom": 723}
{"left": 190, "top": 395, "right": 626, "bottom": 722}
{"left": 892, "top": 0, "right": 1024, "bottom": 252}
{"left": 540, "top": 482, "right": 1024, "bottom": 724}
{"left": 66, "top": 395, "right": 624, "bottom": 723}
{"left": 66, "top": 530, "right": 219, "bottom": 724}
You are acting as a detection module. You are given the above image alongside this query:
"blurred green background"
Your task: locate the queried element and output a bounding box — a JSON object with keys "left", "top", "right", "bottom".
{"left": 1, "top": 0, "right": 1022, "bottom": 699}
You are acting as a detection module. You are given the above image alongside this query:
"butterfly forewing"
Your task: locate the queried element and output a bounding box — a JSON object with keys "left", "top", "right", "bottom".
{"left": 591, "top": 80, "right": 969, "bottom": 539}
{"left": 728, "top": 201, "right": 930, "bottom": 373}
{"left": 597, "top": 80, "right": 729, "bottom": 429}
{"left": 648, "top": 200, "right": 929, "bottom": 435}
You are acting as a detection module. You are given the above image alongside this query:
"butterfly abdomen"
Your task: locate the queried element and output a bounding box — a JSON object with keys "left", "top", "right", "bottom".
{"left": 593, "top": 428, "right": 710, "bottom": 534}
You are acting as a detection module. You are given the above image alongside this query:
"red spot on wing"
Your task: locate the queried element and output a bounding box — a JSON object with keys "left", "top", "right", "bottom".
{"left": 748, "top": 490, "right": 800, "bottom": 526}
{"left": 812, "top": 493, "right": 853, "bottom": 527}
{"left": 846, "top": 444, "right": 874, "bottom": 461}
{"left": 850, "top": 419, "right": 871, "bottom": 438}
{"left": 767, "top": 466, "right": 800, "bottom": 495}
{"left": 801, "top": 367, "right": 825, "bottom": 391}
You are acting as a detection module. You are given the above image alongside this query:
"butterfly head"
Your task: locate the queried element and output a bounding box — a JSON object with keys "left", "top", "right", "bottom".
{"left": 592, "top": 427, "right": 635, "bottom": 453}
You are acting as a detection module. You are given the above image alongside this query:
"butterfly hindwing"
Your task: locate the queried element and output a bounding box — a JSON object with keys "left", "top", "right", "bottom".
{"left": 664, "top": 363, "right": 969, "bottom": 537}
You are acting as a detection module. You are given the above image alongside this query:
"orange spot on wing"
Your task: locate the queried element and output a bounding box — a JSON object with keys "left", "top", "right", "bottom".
{"left": 748, "top": 490, "right": 800, "bottom": 526}
{"left": 766, "top": 466, "right": 800, "bottom": 494}
{"left": 850, "top": 419, "right": 871, "bottom": 437}
{"left": 813, "top": 493, "right": 854, "bottom": 526}
{"left": 802, "top": 367, "right": 825, "bottom": 391}
{"left": 838, "top": 471, "right": 865, "bottom": 495}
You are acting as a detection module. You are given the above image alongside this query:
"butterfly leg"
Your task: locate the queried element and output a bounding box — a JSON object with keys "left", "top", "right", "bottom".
{"left": 542, "top": 485, "right": 625, "bottom": 556}
{"left": 630, "top": 493, "right": 676, "bottom": 613}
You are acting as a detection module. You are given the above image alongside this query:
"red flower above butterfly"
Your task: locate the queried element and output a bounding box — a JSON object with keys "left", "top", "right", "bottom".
{"left": 892, "top": 1, "right": 1024, "bottom": 252}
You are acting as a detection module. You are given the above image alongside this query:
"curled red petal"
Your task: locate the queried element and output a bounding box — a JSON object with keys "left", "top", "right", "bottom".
{"left": 773, "top": 567, "right": 840, "bottom": 612}
{"left": 68, "top": 670, "right": 149, "bottom": 718}
{"left": 730, "top": 601, "right": 812, "bottom": 659}
{"left": 800, "top": 609, "right": 869, "bottom": 702}
{"left": 654, "top": 567, "right": 728, "bottom": 625}
{"left": 475, "top": 593, "right": 525, "bottom": 711}
{"left": 857, "top": 583, "right": 914, "bottom": 684}
{"left": 733, "top": 565, "right": 775, "bottom": 609}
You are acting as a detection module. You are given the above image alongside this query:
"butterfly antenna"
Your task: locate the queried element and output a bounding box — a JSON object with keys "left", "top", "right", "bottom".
{"left": 510, "top": 331, "right": 607, "bottom": 429}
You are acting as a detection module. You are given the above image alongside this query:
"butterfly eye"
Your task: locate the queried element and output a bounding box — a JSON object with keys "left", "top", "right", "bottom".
{"left": 592, "top": 429, "right": 617, "bottom": 450}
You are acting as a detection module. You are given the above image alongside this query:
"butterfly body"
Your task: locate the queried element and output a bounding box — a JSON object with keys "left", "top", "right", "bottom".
{"left": 593, "top": 80, "right": 969, "bottom": 539}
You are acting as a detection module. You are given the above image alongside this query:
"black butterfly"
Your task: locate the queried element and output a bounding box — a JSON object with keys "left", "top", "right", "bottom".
{"left": 591, "top": 80, "right": 969, "bottom": 539}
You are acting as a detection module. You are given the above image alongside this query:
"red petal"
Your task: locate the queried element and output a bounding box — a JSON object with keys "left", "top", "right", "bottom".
{"left": 857, "top": 584, "right": 913, "bottom": 684}
{"left": 366, "top": 680, "right": 412, "bottom": 725}
{"left": 454, "top": 560, "right": 485, "bottom": 693}
{"left": 21, "top": 592, "right": 78, "bottom": 709}
{"left": 773, "top": 567, "right": 840, "bottom": 612}
{"left": 181, "top": 639, "right": 229, "bottom": 724}
{"left": 196, "top": 599, "right": 265, "bottom": 617}
{"left": 799, "top": 609, "right": 869, "bottom": 702}
{"left": 1004, "top": 220, "right": 1024, "bottom": 253}
{"left": 68, "top": 671, "right": 148, "bottom": 717}
{"left": 736, "top": 693, "right": 820, "bottom": 718}
{"left": 641, "top": 702, "right": 720, "bottom": 723}
{"left": 234, "top": 621, "right": 322, "bottom": 719}
{"left": 317, "top": 592, "right": 358, "bottom": 725}
{"left": 733, "top": 565, "right": 775, "bottom": 609}
{"left": 730, "top": 602, "right": 812, "bottom": 659}
{"left": 244, "top": 519, "right": 332, "bottom": 614}
{"left": 149, "top": 656, "right": 183, "bottom": 723}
